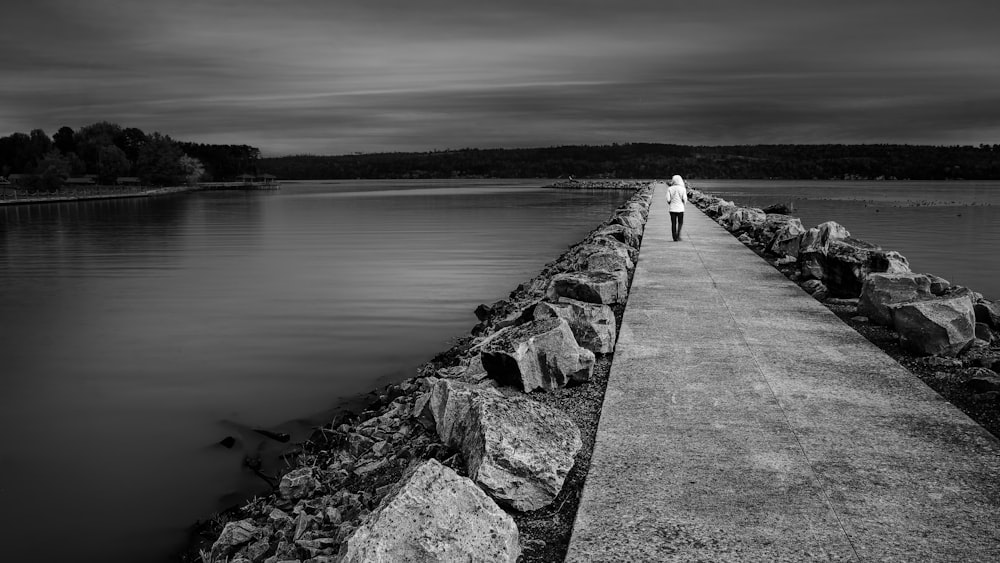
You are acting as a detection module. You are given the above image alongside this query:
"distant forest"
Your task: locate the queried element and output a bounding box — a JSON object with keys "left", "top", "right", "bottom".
{"left": 0, "top": 122, "right": 261, "bottom": 189}
{"left": 260, "top": 143, "right": 1000, "bottom": 181}
{"left": 6, "top": 123, "right": 1000, "bottom": 187}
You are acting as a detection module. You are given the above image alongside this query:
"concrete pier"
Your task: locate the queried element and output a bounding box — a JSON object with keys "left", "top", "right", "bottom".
{"left": 566, "top": 185, "right": 1000, "bottom": 561}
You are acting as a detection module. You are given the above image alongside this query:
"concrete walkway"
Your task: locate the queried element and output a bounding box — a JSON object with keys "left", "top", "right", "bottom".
{"left": 566, "top": 186, "right": 1000, "bottom": 562}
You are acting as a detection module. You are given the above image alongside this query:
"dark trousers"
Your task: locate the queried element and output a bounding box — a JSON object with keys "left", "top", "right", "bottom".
{"left": 670, "top": 211, "right": 684, "bottom": 241}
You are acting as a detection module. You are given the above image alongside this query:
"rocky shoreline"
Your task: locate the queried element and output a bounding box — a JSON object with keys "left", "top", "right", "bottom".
{"left": 184, "top": 182, "right": 651, "bottom": 562}
{"left": 687, "top": 188, "right": 1000, "bottom": 439}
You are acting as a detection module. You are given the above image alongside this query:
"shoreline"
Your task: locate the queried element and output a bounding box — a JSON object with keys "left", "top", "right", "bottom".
{"left": 183, "top": 181, "right": 651, "bottom": 562}
{"left": 0, "top": 185, "right": 201, "bottom": 206}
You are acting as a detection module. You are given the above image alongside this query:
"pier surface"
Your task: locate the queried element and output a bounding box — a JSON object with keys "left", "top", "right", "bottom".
{"left": 566, "top": 185, "right": 1000, "bottom": 561}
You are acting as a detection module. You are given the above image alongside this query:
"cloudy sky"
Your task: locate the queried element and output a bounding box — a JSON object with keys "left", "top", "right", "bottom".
{"left": 3, "top": 0, "right": 999, "bottom": 155}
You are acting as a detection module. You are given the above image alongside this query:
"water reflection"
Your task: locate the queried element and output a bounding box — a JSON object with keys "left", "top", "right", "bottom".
{"left": 0, "top": 180, "right": 627, "bottom": 562}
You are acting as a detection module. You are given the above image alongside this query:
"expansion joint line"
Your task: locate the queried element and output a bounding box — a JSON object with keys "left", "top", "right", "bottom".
{"left": 688, "top": 234, "right": 863, "bottom": 562}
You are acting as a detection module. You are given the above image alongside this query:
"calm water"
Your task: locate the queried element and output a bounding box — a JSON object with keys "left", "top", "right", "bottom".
{"left": 0, "top": 180, "right": 630, "bottom": 562}
{"left": 693, "top": 180, "right": 1000, "bottom": 300}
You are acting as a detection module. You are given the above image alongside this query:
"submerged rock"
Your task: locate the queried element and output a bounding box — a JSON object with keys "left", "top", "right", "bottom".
{"left": 341, "top": 459, "right": 520, "bottom": 562}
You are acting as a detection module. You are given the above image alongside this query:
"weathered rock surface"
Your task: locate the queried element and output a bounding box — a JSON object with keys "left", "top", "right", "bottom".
{"left": 592, "top": 223, "right": 641, "bottom": 250}
{"left": 278, "top": 467, "right": 318, "bottom": 501}
{"left": 974, "top": 301, "right": 1000, "bottom": 329}
{"left": 891, "top": 295, "right": 976, "bottom": 356}
{"left": 533, "top": 298, "right": 617, "bottom": 354}
{"left": 823, "top": 238, "right": 888, "bottom": 297}
{"left": 341, "top": 459, "right": 520, "bottom": 562}
{"left": 768, "top": 218, "right": 806, "bottom": 257}
{"left": 858, "top": 273, "right": 934, "bottom": 326}
{"left": 548, "top": 270, "right": 628, "bottom": 305}
{"left": 480, "top": 317, "right": 595, "bottom": 391}
{"left": 719, "top": 207, "right": 766, "bottom": 232}
{"left": 926, "top": 274, "right": 951, "bottom": 295}
{"left": 209, "top": 519, "right": 260, "bottom": 562}
{"left": 430, "top": 380, "right": 582, "bottom": 511}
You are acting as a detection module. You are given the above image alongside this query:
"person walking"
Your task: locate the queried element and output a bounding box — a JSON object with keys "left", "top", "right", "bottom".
{"left": 666, "top": 174, "right": 688, "bottom": 241}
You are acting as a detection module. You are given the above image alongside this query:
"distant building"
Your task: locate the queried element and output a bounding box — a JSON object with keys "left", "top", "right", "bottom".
{"left": 116, "top": 177, "right": 141, "bottom": 185}
{"left": 65, "top": 177, "right": 96, "bottom": 186}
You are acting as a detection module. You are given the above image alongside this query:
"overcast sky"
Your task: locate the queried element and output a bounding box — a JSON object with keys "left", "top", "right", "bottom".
{"left": 3, "top": 0, "right": 999, "bottom": 155}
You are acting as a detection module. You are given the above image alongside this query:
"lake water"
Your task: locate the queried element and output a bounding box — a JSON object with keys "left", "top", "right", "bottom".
{"left": 1, "top": 179, "right": 997, "bottom": 562}
{"left": 692, "top": 179, "right": 1000, "bottom": 300}
{"left": 0, "top": 180, "right": 630, "bottom": 562}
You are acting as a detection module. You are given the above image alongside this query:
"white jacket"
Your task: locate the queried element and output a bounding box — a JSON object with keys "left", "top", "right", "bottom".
{"left": 666, "top": 177, "right": 687, "bottom": 212}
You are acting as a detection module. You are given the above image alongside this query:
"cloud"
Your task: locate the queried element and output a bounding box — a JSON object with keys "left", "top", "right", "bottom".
{"left": 2, "top": 0, "right": 999, "bottom": 154}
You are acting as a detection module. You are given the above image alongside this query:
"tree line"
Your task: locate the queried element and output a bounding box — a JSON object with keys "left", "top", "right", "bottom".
{"left": 259, "top": 143, "right": 1000, "bottom": 181}
{"left": 0, "top": 122, "right": 262, "bottom": 190}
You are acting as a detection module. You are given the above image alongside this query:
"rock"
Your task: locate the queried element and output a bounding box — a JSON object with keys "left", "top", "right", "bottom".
{"left": 966, "top": 373, "right": 1000, "bottom": 393}
{"left": 430, "top": 380, "right": 582, "bottom": 511}
{"left": 974, "top": 301, "right": 1000, "bottom": 329}
{"left": 891, "top": 295, "right": 976, "bottom": 356}
{"left": 798, "top": 250, "right": 826, "bottom": 281}
{"left": 768, "top": 218, "right": 806, "bottom": 257}
{"left": 916, "top": 356, "right": 964, "bottom": 368}
{"left": 585, "top": 234, "right": 638, "bottom": 262}
{"left": 774, "top": 255, "right": 797, "bottom": 266}
{"left": 474, "top": 303, "right": 492, "bottom": 322}
{"left": 823, "top": 238, "right": 887, "bottom": 297}
{"left": 210, "top": 519, "right": 259, "bottom": 562}
{"left": 610, "top": 210, "right": 644, "bottom": 232}
{"left": 719, "top": 207, "right": 766, "bottom": 232}
{"left": 704, "top": 199, "right": 738, "bottom": 218}
{"left": 884, "top": 250, "right": 911, "bottom": 273}
{"left": 737, "top": 233, "right": 753, "bottom": 245}
{"left": 548, "top": 270, "right": 627, "bottom": 305}
{"left": 975, "top": 322, "right": 993, "bottom": 343}
{"left": 801, "top": 279, "right": 826, "bottom": 295}
{"left": 341, "top": 459, "right": 520, "bottom": 563}
{"left": 279, "top": 467, "right": 317, "bottom": 501}
{"left": 924, "top": 274, "right": 951, "bottom": 295}
{"left": 533, "top": 298, "right": 617, "bottom": 354}
{"left": 826, "top": 297, "right": 859, "bottom": 307}
{"left": 480, "top": 317, "right": 595, "bottom": 391}
{"left": 592, "top": 223, "right": 641, "bottom": 249}
{"left": 762, "top": 203, "right": 792, "bottom": 214}
{"left": 857, "top": 272, "right": 933, "bottom": 326}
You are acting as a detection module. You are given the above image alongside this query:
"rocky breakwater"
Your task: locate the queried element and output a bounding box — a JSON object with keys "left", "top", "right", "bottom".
{"left": 192, "top": 185, "right": 654, "bottom": 563}
{"left": 688, "top": 188, "right": 1000, "bottom": 417}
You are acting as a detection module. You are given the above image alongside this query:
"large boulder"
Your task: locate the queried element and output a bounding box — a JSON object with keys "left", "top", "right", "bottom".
{"left": 858, "top": 273, "right": 934, "bottom": 326}
{"left": 533, "top": 298, "right": 617, "bottom": 354}
{"left": 569, "top": 243, "right": 633, "bottom": 273}
{"left": 719, "top": 207, "right": 766, "bottom": 233}
{"left": 610, "top": 210, "right": 644, "bottom": 232}
{"left": 548, "top": 270, "right": 628, "bottom": 305}
{"left": 585, "top": 235, "right": 638, "bottom": 262}
{"left": 890, "top": 295, "right": 977, "bottom": 356}
{"left": 974, "top": 301, "right": 1000, "bottom": 329}
{"left": 768, "top": 218, "right": 806, "bottom": 258}
{"left": 430, "top": 380, "right": 582, "bottom": 512}
{"left": 704, "top": 199, "right": 737, "bottom": 218}
{"left": 592, "top": 224, "right": 641, "bottom": 250}
{"left": 341, "top": 459, "right": 520, "bottom": 562}
{"left": 823, "top": 238, "right": 890, "bottom": 297}
{"left": 480, "top": 317, "right": 595, "bottom": 392}
{"left": 799, "top": 221, "right": 851, "bottom": 255}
